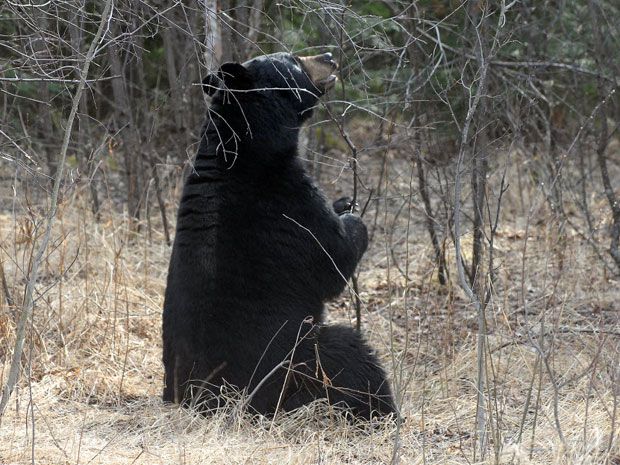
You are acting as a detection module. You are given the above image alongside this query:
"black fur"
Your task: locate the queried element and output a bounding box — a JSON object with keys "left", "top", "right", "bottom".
{"left": 162, "top": 52, "right": 395, "bottom": 419}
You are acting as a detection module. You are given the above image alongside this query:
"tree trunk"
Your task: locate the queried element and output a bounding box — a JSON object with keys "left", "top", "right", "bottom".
{"left": 204, "top": 0, "right": 223, "bottom": 71}
{"left": 108, "top": 37, "right": 141, "bottom": 225}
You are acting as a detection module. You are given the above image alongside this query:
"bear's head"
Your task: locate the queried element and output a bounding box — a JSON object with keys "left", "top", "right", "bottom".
{"left": 202, "top": 52, "right": 337, "bottom": 117}
{"left": 200, "top": 52, "right": 338, "bottom": 166}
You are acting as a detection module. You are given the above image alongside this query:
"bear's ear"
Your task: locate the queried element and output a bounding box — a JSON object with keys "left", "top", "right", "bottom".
{"left": 202, "top": 62, "right": 253, "bottom": 96}
{"left": 219, "top": 62, "right": 252, "bottom": 90}
{"left": 202, "top": 73, "right": 222, "bottom": 97}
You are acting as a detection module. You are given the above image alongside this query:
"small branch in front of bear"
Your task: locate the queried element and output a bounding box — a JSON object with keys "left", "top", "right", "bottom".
{"left": 360, "top": 188, "right": 374, "bottom": 218}
{"left": 351, "top": 274, "right": 362, "bottom": 332}
{"left": 321, "top": 105, "right": 363, "bottom": 331}
{"left": 282, "top": 213, "right": 365, "bottom": 332}
{"left": 321, "top": 104, "right": 359, "bottom": 211}
{"left": 241, "top": 359, "right": 289, "bottom": 412}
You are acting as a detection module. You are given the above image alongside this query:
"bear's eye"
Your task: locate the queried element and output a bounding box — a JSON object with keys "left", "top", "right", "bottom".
{"left": 290, "top": 57, "right": 303, "bottom": 74}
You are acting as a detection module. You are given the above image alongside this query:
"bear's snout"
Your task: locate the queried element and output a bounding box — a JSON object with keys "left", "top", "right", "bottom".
{"left": 298, "top": 52, "right": 338, "bottom": 92}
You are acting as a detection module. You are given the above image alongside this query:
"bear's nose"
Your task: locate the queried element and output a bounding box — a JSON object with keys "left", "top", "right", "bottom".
{"left": 319, "top": 52, "right": 333, "bottom": 62}
{"left": 318, "top": 52, "right": 337, "bottom": 69}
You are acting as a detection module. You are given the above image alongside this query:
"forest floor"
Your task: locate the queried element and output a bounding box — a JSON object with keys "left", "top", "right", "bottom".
{"left": 1, "top": 126, "right": 619, "bottom": 464}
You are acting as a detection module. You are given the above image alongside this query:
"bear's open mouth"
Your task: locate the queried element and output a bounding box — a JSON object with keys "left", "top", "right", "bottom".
{"left": 297, "top": 52, "right": 338, "bottom": 93}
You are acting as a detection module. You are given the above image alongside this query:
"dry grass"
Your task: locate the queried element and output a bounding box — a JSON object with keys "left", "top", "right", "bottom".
{"left": 1, "top": 139, "right": 619, "bottom": 464}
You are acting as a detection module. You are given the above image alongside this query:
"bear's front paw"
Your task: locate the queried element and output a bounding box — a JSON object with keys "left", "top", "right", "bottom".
{"left": 333, "top": 196, "right": 357, "bottom": 215}
{"left": 340, "top": 213, "right": 369, "bottom": 258}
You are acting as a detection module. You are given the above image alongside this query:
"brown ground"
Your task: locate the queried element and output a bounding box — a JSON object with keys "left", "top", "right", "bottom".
{"left": 1, "top": 123, "right": 619, "bottom": 464}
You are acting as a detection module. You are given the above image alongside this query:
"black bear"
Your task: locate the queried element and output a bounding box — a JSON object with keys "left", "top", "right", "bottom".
{"left": 162, "top": 51, "right": 395, "bottom": 419}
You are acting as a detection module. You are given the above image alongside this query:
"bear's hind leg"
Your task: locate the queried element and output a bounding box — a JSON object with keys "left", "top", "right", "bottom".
{"left": 283, "top": 325, "right": 396, "bottom": 419}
